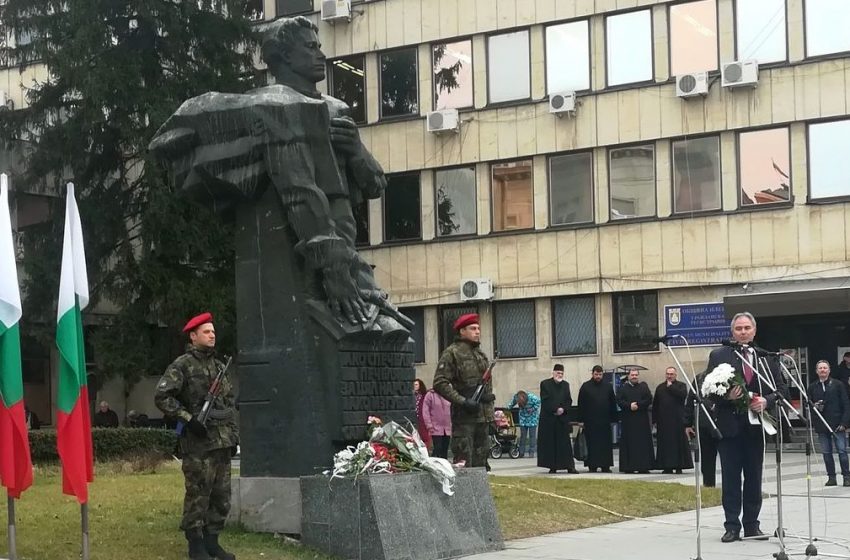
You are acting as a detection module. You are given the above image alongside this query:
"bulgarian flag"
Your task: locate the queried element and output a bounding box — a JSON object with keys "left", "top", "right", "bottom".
{"left": 56, "top": 183, "right": 93, "bottom": 504}
{"left": 0, "top": 173, "right": 33, "bottom": 498}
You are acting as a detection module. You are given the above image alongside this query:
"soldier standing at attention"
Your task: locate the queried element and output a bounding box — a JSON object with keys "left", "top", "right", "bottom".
{"left": 433, "top": 313, "right": 495, "bottom": 468}
{"left": 155, "top": 312, "right": 239, "bottom": 560}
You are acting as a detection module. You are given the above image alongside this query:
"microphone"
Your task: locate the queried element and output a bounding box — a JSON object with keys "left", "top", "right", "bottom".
{"left": 752, "top": 346, "right": 784, "bottom": 357}
{"left": 721, "top": 340, "right": 742, "bottom": 349}
{"left": 652, "top": 334, "right": 680, "bottom": 344}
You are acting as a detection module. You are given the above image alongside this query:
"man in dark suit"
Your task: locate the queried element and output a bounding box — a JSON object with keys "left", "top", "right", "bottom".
{"left": 808, "top": 360, "right": 850, "bottom": 487}
{"left": 705, "top": 311, "right": 787, "bottom": 543}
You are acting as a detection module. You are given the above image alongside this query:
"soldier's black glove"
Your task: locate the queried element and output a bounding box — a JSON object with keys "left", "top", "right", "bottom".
{"left": 187, "top": 417, "right": 208, "bottom": 438}
{"left": 479, "top": 393, "right": 496, "bottom": 404}
{"left": 461, "top": 398, "right": 481, "bottom": 413}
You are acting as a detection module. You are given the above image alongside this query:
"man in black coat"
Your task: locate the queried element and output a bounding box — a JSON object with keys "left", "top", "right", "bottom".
{"left": 616, "top": 368, "right": 654, "bottom": 474}
{"left": 577, "top": 365, "right": 617, "bottom": 473}
{"left": 653, "top": 367, "right": 693, "bottom": 474}
{"left": 538, "top": 364, "right": 577, "bottom": 474}
{"left": 808, "top": 360, "right": 850, "bottom": 487}
{"left": 705, "top": 312, "right": 787, "bottom": 544}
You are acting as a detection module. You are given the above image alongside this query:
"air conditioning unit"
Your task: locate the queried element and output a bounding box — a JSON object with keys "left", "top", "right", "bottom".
{"left": 549, "top": 91, "right": 576, "bottom": 116}
{"left": 460, "top": 278, "right": 494, "bottom": 302}
{"left": 321, "top": 0, "right": 351, "bottom": 23}
{"left": 722, "top": 60, "right": 759, "bottom": 88}
{"left": 675, "top": 72, "right": 709, "bottom": 98}
{"left": 427, "top": 108, "right": 459, "bottom": 134}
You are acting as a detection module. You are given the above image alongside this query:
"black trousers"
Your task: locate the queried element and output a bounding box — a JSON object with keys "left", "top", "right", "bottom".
{"left": 431, "top": 435, "right": 450, "bottom": 459}
{"left": 698, "top": 429, "right": 719, "bottom": 486}
{"left": 718, "top": 432, "right": 764, "bottom": 533}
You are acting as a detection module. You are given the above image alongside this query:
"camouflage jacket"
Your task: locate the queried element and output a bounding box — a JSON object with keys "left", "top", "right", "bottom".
{"left": 154, "top": 346, "right": 238, "bottom": 453}
{"left": 433, "top": 339, "right": 493, "bottom": 424}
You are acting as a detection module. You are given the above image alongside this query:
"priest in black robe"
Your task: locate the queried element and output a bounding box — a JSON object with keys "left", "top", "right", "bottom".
{"left": 538, "top": 364, "right": 577, "bottom": 474}
{"left": 653, "top": 367, "right": 694, "bottom": 474}
{"left": 577, "top": 365, "right": 617, "bottom": 472}
{"left": 616, "top": 368, "right": 655, "bottom": 473}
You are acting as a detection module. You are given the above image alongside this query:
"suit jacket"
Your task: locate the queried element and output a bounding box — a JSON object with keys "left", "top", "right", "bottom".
{"left": 808, "top": 378, "right": 850, "bottom": 434}
{"left": 705, "top": 345, "right": 788, "bottom": 439}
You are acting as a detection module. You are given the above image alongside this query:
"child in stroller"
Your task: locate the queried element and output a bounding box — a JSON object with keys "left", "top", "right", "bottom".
{"left": 490, "top": 408, "right": 520, "bottom": 459}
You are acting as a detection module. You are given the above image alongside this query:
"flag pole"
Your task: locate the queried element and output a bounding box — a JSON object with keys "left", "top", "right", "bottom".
{"left": 81, "top": 503, "right": 89, "bottom": 560}
{"left": 7, "top": 495, "right": 17, "bottom": 560}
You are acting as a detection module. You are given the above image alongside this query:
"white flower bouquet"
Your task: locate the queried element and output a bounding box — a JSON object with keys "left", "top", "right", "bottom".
{"left": 702, "top": 363, "right": 777, "bottom": 435}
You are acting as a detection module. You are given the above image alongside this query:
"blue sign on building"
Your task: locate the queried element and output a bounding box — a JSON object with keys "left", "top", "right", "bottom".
{"left": 663, "top": 302, "right": 728, "bottom": 347}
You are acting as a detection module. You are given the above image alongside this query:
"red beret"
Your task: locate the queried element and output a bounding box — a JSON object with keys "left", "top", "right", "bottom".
{"left": 453, "top": 313, "right": 480, "bottom": 331}
{"left": 183, "top": 312, "right": 213, "bottom": 333}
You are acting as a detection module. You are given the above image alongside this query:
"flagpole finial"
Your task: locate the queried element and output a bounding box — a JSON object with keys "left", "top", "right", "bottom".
{"left": 66, "top": 182, "right": 75, "bottom": 197}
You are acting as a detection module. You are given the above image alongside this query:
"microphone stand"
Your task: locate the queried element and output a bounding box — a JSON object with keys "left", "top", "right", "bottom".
{"left": 658, "top": 335, "right": 721, "bottom": 560}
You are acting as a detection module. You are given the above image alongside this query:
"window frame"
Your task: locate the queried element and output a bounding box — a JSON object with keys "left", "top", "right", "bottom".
{"left": 607, "top": 141, "right": 658, "bottom": 222}
{"left": 485, "top": 28, "right": 533, "bottom": 106}
{"left": 276, "top": 0, "right": 313, "bottom": 17}
{"left": 550, "top": 295, "right": 598, "bottom": 357}
{"left": 736, "top": 124, "right": 793, "bottom": 210}
{"left": 612, "top": 291, "right": 660, "bottom": 354}
{"left": 433, "top": 165, "right": 478, "bottom": 239}
{"left": 382, "top": 171, "right": 422, "bottom": 243}
{"left": 401, "top": 306, "right": 427, "bottom": 364}
{"left": 733, "top": 0, "right": 789, "bottom": 66}
{"left": 247, "top": 0, "right": 265, "bottom": 21}
{"left": 327, "top": 54, "right": 368, "bottom": 125}
{"left": 543, "top": 18, "right": 592, "bottom": 96}
{"left": 805, "top": 117, "right": 850, "bottom": 204}
{"left": 669, "top": 132, "right": 723, "bottom": 216}
{"left": 378, "top": 46, "right": 421, "bottom": 122}
{"left": 431, "top": 36, "right": 475, "bottom": 111}
{"left": 603, "top": 7, "right": 656, "bottom": 89}
{"left": 667, "top": 0, "right": 721, "bottom": 77}
{"left": 490, "top": 157, "right": 536, "bottom": 234}
{"left": 547, "top": 150, "right": 596, "bottom": 228}
{"left": 493, "top": 299, "right": 537, "bottom": 359}
{"left": 802, "top": 0, "right": 850, "bottom": 61}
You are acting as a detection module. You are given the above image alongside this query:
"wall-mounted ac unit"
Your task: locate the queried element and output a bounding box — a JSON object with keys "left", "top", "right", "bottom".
{"left": 722, "top": 60, "right": 759, "bottom": 88}
{"left": 460, "top": 278, "right": 494, "bottom": 302}
{"left": 675, "top": 72, "right": 709, "bottom": 98}
{"left": 427, "top": 109, "right": 459, "bottom": 134}
{"left": 321, "top": 0, "right": 351, "bottom": 23}
{"left": 549, "top": 91, "right": 576, "bottom": 116}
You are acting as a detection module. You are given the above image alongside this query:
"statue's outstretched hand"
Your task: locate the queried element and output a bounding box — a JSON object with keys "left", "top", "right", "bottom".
{"left": 323, "top": 264, "right": 368, "bottom": 325}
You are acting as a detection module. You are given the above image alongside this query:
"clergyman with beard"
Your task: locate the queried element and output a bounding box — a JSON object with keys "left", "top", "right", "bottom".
{"left": 537, "top": 364, "right": 577, "bottom": 474}
{"left": 577, "top": 365, "right": 618, "bottom": 473}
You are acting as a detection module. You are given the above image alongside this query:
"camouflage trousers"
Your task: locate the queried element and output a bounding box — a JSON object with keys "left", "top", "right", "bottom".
{"left": 180, "top": 447, "right": 232, "bottom": 534}
{"left": 451, "top": 422, "right": 490, "bottom": 468}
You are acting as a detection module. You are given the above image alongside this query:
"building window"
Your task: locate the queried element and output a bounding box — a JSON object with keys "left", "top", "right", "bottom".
{"left": 487, "top": 30, "right": 530, "bottom": 103}
{"left": 672, "top": 136, "right": 721, "bottom": 214}
{"left": 739, "top": 127, "right": 791, "bottom": 206}
{"left": 328, "top": 56, "right": 366, "bottom": 124}
{"left": 736, "top": 0, "right": 786, "bottom": 63}
{"left": 247, "top": 0, "right": 264, "bottom": 20}
{"left": 380, "top": 48, "right": 419, "bottom": 119}
{"left": 383, "top": 173, "right": 421, "bottom": 241}
{"left": 352, "top": 200, "right": 369, "bottom": 246}
{"left": 612, "top": 292, "right": 658, "bottom": 353}
{"left": 491, "top": 159, "right": 533, "bottom": 232}
{"left": 435, "top": 167, "right": 477, "bottom": 237}
{"left": 403, "top": 307, "right": 426, "bottom": 363}
{"left": 552, "top": 296, "right": 597, "bottom": 356}
{"left": 546, "top": 20, "right": 590, "bottom": 94}
{"left": 494, "top": 300, "right": 536, "bottom": 358}
{"left": 277, "top": 0, "right": 312, "bottom": 16}
{"left": 609, "top": 144, "right": 656, "bottom": 220}
{"left": 433, "top": 39, "right": 473, "bottom": 110}
{"left": 549, "top": 152, "right": 593, "bottom": 226}
{"left": 805, "top": 0, "right": 850, "bottom": 58}
{"left": 606, "top": 10, "right": 653, "bottom": 87}
{"left": 808, "top": 119, "right": 850, "bottom": 200}
{"left": 669, "top": 0, "right": 718, "bottom": 76}
{"left": 438, "top": 304, "right": 478, "bottom": 352}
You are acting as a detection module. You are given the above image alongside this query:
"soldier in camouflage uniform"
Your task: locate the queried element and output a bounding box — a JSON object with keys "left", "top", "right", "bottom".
{"left": 433, "top": 313, "right": 495, "bottom": 468}
{"left": 155, "top": 312, "right": 239, "bottom": 560}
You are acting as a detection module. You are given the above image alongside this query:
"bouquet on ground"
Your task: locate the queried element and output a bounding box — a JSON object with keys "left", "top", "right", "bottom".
{"left": 327, "top": 416, "right": 457, "bottom": 495}
{"left": 701, "top": 363, "right": 777, "bottom": 435}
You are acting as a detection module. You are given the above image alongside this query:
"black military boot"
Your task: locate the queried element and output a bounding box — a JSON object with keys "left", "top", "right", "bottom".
{"left": 204, "top": 530, "right": 236, "bottom": 560}
{"left": 186, "top": 530, "right": 213, "bottom": 560}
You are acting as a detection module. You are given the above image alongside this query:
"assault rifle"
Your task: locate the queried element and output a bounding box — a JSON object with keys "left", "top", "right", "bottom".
{"left": 197, "top": 356, "right": 233, "bottom": 426}
{"left": 470, "top": 352, "right": 499, "bottom": 404}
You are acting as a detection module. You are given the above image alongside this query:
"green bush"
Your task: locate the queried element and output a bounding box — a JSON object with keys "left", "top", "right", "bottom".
{"left": 29, "top": 427, "right": 178, "bottom": 463}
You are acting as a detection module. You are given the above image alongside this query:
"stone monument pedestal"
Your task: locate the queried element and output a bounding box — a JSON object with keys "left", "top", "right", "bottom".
{"left": 228, "top": 476, "right": 303, "bottom": 534}
{"left": 300, "top": 469, "right": 504, "bottom": 560}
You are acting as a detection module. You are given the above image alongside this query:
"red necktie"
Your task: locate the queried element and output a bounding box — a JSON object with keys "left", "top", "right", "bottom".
{"left": 742, "top": 349, "right": 754, "bottom": 384}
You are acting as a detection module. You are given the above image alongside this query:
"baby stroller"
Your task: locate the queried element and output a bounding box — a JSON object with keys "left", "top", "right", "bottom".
{"left": 490, "top": 407, "right": 520, "bottom": 459}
